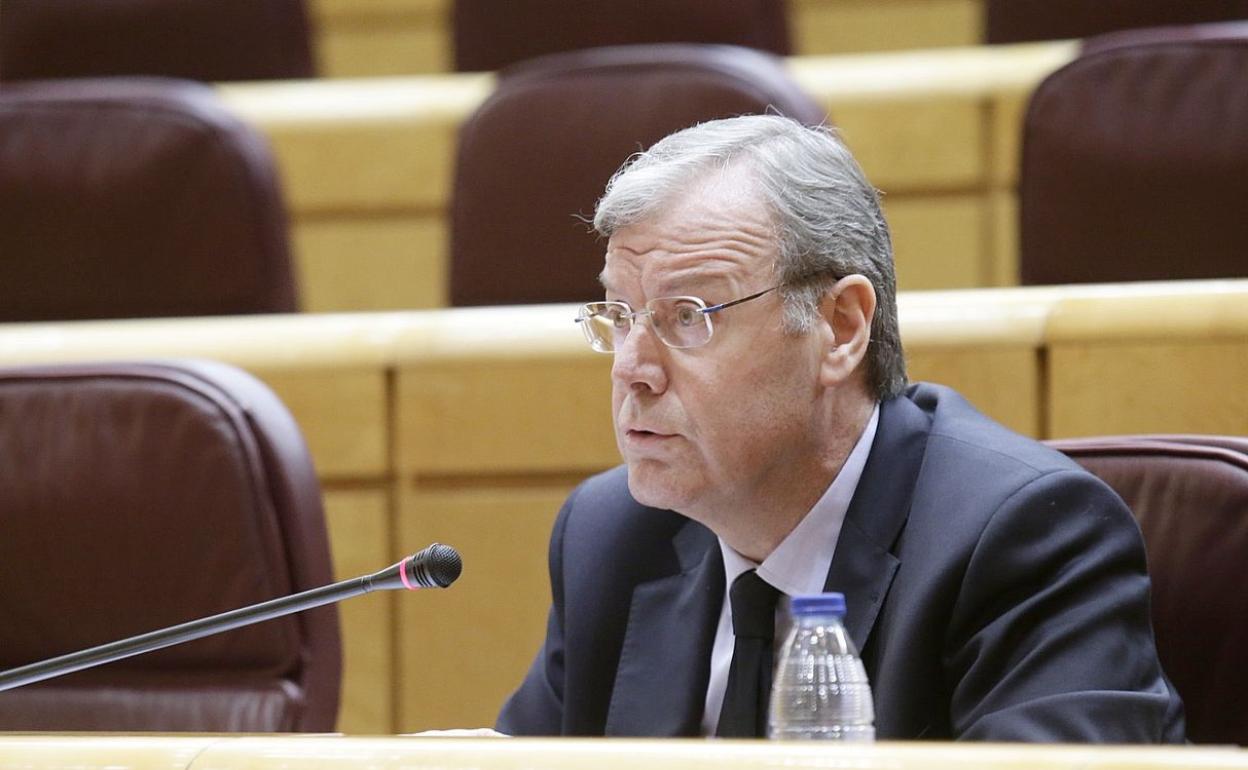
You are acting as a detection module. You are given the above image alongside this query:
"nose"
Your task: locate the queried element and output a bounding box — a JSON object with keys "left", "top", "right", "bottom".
{"left": 611, "top": 313, "right": 669, "bottom": 394}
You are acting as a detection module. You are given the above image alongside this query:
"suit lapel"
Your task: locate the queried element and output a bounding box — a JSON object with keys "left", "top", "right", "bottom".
{"left": 825, "top": 394, "right": 930, "bottom": 651}
{"left": 605, "top": 519, "right": 722, "bottom": 736}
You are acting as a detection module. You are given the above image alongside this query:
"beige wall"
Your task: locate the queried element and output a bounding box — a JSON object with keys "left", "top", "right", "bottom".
{"left": 3, "top": 280, "right": 1241, "bottom": 731}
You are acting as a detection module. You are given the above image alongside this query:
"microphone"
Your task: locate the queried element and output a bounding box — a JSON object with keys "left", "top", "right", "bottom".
{"left": 0, "top": 543, "right": 462, "bottom": 694}
{"left": 362, "top": 542, "right": 463, "bottom": 590}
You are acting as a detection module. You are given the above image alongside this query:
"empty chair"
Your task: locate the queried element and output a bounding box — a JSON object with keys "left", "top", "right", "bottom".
{"left": 985, "top": 0, "right": 1248, "bottom": 44}
{"left": 450, "top": 44, "right": 826, "bottom": 306}
{"left": 452, "top": 0, "right": 789, "bottom": 73}
{"left": 0, "top": 0, "right": 315, "bottom": 83}
{"left": 0, "top": 79, "right": 298, "bottom": 322}
{"left": 1079, "top": 18, "right": 1248, "bottom": 55}
{"left": 1048, "top": 435, "right": 1248, "bottom": 745}
{"left": 0, "top": 360, "right": 340, "bottom": 732}
{"left": 1018, "top": 22, "right": 1248, "bottom": 284}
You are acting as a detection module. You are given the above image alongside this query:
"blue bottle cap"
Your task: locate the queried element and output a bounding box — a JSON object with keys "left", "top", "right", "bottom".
{"left": 790, "top": 592, "right": 847, "bottom": 616}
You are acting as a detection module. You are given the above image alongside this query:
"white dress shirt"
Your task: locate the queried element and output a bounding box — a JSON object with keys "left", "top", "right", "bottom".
{"left": 700, "top": 404, "right": 880, "bottom": 735}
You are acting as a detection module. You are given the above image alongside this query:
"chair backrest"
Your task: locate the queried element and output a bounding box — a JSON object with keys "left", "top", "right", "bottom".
{"left": 0, "top": 0, "right": 314, "bottom": 82}
{"left": 0, "top": 360, "right": 341, "bottom": 732}
{"left": 1048, "top": 435, "right": 1248, "bottom": 745}
{"left": 452, "top": 0, "right": 789, "bottom": 72}
{"left": 985, "top": 0, "right": 1248, "bottom": 44}
{"left": 449, "top": 43, "right": 826, "bottom": 307}
{"left": 1018, "top": 22, "right": 1248, "bottom": 285}
{"left": 0, "top": 78, "right": 298, "bottom": 322}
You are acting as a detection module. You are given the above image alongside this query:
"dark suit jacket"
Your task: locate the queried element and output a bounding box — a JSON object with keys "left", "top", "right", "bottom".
{"left": 497, "top": 383, "right": 1185, "bottom": 741}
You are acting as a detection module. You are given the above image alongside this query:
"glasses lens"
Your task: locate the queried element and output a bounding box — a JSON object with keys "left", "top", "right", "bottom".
{"left": 579, "top": 302, "right": 630, "bottom": 352}
{"left": 652, "top": 297, "right": 711, "bottom": 349}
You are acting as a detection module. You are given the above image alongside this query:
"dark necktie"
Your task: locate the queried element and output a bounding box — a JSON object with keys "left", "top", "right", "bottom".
{"left": 715, "top": 569, "right": 781, "bottom": 737}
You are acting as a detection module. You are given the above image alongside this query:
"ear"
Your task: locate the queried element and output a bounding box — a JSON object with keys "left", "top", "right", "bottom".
{"left": 817, "top": 275, "right": 876, "bottom": 388}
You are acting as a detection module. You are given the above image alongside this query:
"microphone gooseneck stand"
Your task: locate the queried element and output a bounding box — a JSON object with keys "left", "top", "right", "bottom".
{"left": 0, "top": 542, "right": 462, "bottom": 694}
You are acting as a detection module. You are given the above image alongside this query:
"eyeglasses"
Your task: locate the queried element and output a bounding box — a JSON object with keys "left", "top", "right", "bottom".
{"left": 575, "top": 286, "right": 778, "bottom": 353}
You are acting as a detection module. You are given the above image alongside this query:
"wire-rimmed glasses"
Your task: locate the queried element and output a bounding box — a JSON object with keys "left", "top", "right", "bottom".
{"left": 575, "top": 286, "right": 778, "bottom": 353}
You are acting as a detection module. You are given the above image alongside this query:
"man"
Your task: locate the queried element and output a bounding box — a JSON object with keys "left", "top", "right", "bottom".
{"left": 497, "top": 115, "right": 1184, "bottom": 741}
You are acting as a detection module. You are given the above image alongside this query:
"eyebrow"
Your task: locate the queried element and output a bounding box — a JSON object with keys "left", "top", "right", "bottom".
{"left": 598, "top": 273, "right": 622, "bottom": 299}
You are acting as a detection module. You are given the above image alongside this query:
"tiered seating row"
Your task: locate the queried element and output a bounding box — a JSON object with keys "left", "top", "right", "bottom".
{"left": 3, "top": 279, "right": 1242, "bottom": 732}
{"left": 216, "top": 41, "right": 1076, "bottom": 313}
{"left": 310, "top": 0, "right": 988, "bottom": 76}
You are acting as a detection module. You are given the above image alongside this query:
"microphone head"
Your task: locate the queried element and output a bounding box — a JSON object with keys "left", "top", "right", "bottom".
{"left": 407, "top": 543, "right": 463, "bottom": 588}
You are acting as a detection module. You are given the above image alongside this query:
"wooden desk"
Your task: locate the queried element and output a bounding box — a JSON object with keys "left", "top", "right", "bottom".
{"left": 1045, "top": 282, "right": 1248, "bottom": 438}
{"left": 2, "top": 279, "right": 1243, "bottom": 732}
{"left": 0, "top": 734, "right": 1245, "bottom": 770}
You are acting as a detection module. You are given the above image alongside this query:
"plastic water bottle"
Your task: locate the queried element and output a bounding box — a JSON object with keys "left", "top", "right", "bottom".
{"left": 768, "top": 592, "right": 875, "bottom": 741}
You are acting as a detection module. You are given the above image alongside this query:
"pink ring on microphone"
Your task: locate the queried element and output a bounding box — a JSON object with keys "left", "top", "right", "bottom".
{"left": 399, "top": 557, "right": 417, "bottom": 591}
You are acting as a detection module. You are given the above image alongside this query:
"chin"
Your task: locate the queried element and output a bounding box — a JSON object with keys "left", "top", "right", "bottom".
{"left": 625, "top": 461, "right": 698, "bottom": 513}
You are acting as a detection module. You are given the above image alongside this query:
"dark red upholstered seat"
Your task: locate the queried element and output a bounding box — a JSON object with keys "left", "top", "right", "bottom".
{"left": 1018, "top": 22, "right": 1248, "bottom": 285}
{"left": 450, "top": 44, "right": 826, "bottom": 307}
{"left": 0, "top": 0, "right": 314, "bottom": 83}
{"left": 0, "top": 360, "right": 341, "bottom": 732}
{"left": 452, "top": 0, "right": 789, "bottom": 73}
{"left": 0, "top": 79, "right": 298, "bottom": 322}
{"left": 985, "top": 0, "right": 1248, "bottom": 44}
{"left": 1048, "top": 435, "right": 1248, "bottom": 745}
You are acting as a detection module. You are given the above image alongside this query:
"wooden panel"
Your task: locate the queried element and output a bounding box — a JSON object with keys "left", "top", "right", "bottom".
{"left": 899, "top": 284, "right": 1061, "bottom": 350}
{"left": 907, "top": 348, "right": 1040, "bottom": 437}
{"left": 1044, "top": 281, "right": 1248, "bottom": 343}
{"left": 396, "top": 356, "right": 617, "bottom": 475}
{"left": 314, "top": 0, "right": 446, "bottom": 18}
{"left": 396, "top": 484, "right": 576, "bottom": 731}
{"left": 885, "top": 195, "right": 986, "bottom": 290}
{"left": 899, "top": 284, "right": 1054, "bottom": 438}
{"left": 791, "top": 0, "right": 981, "bottom": 54}
{"left": 310, "top": 0, "right": 449, "bottom": 77}
{"left": 987, "top": 190, "right": 1019, "bottom": 287}
{"left": 323, "top": 487, "right": 395, "bottom": 734}
{"left": 0, "top": 313, "right": 400, "bottom": 370}
{"left": 217, "top": 75, "right": 491, "bottom": 213}
{"left": 1048, "top": 342, "right": 1248, "bottom": 438}
{"left": 250, "top": 367, "right": 389, "bottom": 481}
{"left": 293, "top": 216, "right": 447, "bottom": 312}
{"left": 320, "top": 27, "right": 448, "bottom": 77}
{"left": 315, "top": 20, "right": 449, "bottom": 77}
{"left": 1044, "top": 282, "right": 1248, "bottom": 438}
{"left": 258, "top": 120, "right": 452, "bottom": 213}
{"left": 989, "top": 88, "right": 1031, "bottom": 189}
{"left": 833, "top": 97, "right": 984, "bottom": 193}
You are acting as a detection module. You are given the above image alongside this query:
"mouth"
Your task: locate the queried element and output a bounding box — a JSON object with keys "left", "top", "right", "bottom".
{"left": 624, "top": 428, "right": 679, "bottom": 444}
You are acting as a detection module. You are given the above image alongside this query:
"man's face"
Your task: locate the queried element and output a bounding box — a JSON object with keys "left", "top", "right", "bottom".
{"left": 602, "top": 169, "right": 828, "bottom": 525}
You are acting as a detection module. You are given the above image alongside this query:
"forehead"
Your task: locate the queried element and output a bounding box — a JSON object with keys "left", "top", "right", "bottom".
{"left": 601, "top": 168, "right": 776, "bottom": 293}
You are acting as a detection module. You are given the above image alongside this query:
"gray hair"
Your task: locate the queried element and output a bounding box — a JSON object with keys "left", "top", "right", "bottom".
{"left": 593, "top": 114, "right": 907, "bottom": 399}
